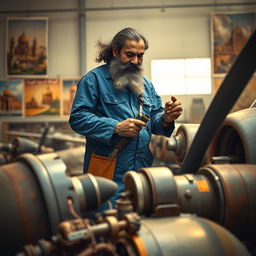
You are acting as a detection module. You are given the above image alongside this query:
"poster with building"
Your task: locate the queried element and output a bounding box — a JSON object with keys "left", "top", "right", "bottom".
{"left": 24, "top": 78, "right": 61, "bottom": 117}
{"left": 211, "top": 12, "right": 255, "bottom": 76}
{"left": 0, "top": 80, "right": 23, "bottom": 116}
{"left": 6, "top": 17, "right": 48, "bottom": 77}
{"left": 62, "top": 78, "right": 79, "bottom": 116}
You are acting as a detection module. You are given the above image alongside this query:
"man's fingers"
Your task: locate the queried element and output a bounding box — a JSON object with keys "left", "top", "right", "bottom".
{"left": 166, "top": 105, "right": 182, "bottom": 113}
{"left": 171, "top": 96, "right": 177, "bottom": 102}
{"left": 133, "top": 119, "right": 147, "bottom": 126}
{"left": 163, "top": 97, "right": 182, "bottom": 122}
{"left": 166, "top": 100, "right": 181, "bottom": 108}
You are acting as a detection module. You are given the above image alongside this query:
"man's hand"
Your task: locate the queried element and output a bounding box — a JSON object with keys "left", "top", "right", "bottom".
{"left": 114, "top": 118, "right": 146, "bottom": 137}
{"left": 162, "top": 96, "right": 183, "bottom": 125}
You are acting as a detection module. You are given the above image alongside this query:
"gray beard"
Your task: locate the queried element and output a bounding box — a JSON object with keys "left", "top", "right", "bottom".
{"left": 109, "top": 57, "right": 144, "bottom": 95}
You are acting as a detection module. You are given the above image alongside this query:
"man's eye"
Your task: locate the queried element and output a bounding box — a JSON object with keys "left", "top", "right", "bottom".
{"left": 126, "top": 53, "right": 134, "bottom": 57}
{"left": 125, "top": 52, "right": 144, "bottom": 58}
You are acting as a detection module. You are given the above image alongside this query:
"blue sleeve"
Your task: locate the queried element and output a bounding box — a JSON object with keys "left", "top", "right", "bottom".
{"left": 69, "top": 73, "right": 118, "bottom": 144}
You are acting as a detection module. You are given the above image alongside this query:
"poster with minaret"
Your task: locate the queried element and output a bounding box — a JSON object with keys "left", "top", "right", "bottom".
{"left": 6, "top": 17, "right": 48, "bottom": 77}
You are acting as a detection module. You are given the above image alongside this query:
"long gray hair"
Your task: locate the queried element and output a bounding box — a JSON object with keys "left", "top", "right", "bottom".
{"left": 95, "top": 27, "right": 149, "bottom": 64}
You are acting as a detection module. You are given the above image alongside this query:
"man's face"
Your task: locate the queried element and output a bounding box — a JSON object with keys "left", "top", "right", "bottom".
{"left": 110, "top": 38, "right": 145, "bottom": 94}
{"left": 113, "top": 39, "right": 145, "bottom": 65}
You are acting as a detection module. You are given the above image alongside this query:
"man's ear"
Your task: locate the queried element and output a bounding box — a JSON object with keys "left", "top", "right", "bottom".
{"left": 112, "top": 46, "right": 118, "bottom": 57}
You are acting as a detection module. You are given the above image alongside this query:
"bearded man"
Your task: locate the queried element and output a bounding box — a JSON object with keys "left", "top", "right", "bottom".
{"left": 69, "top": 27, "right": 182, "bottom": 209}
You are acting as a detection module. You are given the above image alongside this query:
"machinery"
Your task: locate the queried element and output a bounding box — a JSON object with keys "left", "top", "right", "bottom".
{"left": 14, "top": 191, "right": 250, "bottom": 256}
{"left": 151, "top": 123, "right": 200, "bottom": 168}
{"left": 124, "top": 163, "right": 256, "bottom": 241}
{"left": 207, "top": 108, "right": 256, "bottom": 165}
{"left": 5, "top": 128, "right": 86, "bottom": 152}
{"left": 1, "top": 109, "right": 255, "bottom": 255}
{"left": 0, "top": 151, "right": 117, "bottom": 255}
{"left": 0, "top": 147, "right": 251, "bottom": 256}
{"left": 0, "top": 137, "right": 85, "bottom": 176}
{"left": 157, "top": 107, "right": 256, "bottom": 168}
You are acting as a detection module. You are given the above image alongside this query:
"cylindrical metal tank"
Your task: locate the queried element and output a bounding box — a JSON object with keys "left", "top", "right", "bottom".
{"left": 116, "top": 215, "right": 250, "bottom": 256}
{"left": 124, "top": 164, "right": 256, "bottom": 240}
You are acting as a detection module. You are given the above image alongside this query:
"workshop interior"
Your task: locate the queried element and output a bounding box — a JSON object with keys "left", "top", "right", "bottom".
{"left": 0, "top": 0, "right": 256, "bottom": 255}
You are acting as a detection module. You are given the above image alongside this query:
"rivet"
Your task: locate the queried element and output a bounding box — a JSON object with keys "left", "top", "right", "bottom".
{"left": 185, "top": 189, "right": 192, "bottom": 199}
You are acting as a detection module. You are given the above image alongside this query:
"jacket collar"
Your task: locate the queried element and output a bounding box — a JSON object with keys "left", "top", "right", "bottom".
{"left": 103, "top": 64, "right": 112, "bottom": 79}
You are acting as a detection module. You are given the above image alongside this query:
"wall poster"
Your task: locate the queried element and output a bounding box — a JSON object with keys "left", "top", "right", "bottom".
{"left": 211, "top": 12, "right": 255, "bottom": 76}
{"left": 0, "top": 80, "right": 23, "bottom": 116}
{"left": 6, "top": 17, "right": 48, "bottom": 77}
{"left": 62, "top": 78, "right": 79, "bottom": 116}
{"left": 24, "top": 78, "right": 61, "bottom": 117}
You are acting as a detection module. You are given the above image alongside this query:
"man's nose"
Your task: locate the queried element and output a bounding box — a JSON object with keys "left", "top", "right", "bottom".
{"left": 131, "top": 55, "right": 139, "bottom": 64}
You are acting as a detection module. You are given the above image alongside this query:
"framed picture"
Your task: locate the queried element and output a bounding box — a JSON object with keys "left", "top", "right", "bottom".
{"left": 62, "top": 78, "right": 79, "bottom": 116}
{"left": 0, "top": 80, "right": 23, "bottom": 116}
{"left": 6, "top": 17, "right": 48, "bottom": 78}
{"left": 211, "top": 12, "right": 256, "bottom": 76}
{"left": 24, "top": 78, "right": 61, "bottom": 117}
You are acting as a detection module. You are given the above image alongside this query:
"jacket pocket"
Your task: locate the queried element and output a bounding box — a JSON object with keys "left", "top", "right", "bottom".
{"left": 103, "top": 94, "right": 127, "bottom": 105}
{"left": 101, "top": 94, "right": 129, "bottom": 119}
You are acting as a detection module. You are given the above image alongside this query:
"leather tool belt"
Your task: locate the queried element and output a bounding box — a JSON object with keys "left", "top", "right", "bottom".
{"left": 88, "top": 153, "right": 116, "bottom": 180}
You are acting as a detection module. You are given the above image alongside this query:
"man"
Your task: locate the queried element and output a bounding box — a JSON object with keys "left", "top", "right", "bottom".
{"left": 69, "top": 27, "right": 182, "bottom": 208}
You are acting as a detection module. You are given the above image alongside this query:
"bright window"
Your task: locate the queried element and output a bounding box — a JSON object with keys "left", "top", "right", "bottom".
{"left": 151, "top": 58, "right": 212, "bottom": 95}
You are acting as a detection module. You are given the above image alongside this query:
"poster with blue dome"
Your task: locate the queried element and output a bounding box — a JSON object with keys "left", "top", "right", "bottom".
{"left": 6, "top": 17, "right": 48, "bottom": 77}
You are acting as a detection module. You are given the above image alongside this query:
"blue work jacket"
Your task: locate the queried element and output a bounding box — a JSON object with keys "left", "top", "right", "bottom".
{"left": 69, "top": 64, "right": 174, "bottom": 204}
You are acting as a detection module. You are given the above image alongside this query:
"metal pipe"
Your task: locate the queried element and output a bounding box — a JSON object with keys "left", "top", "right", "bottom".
{"left": 0, "top": 2, "right": 255, "bottom": 14}
{"left": 79, "top": 0, "right": 86, "bottom": 76}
